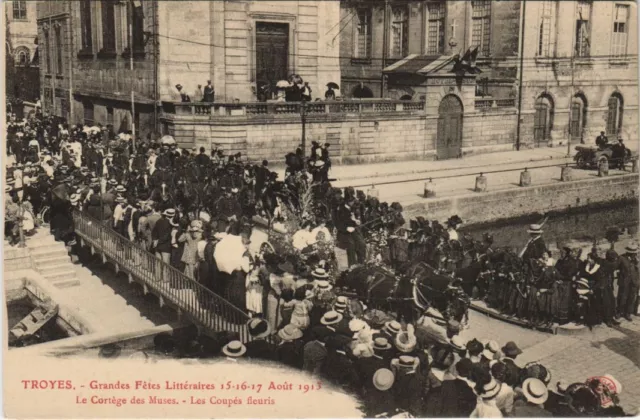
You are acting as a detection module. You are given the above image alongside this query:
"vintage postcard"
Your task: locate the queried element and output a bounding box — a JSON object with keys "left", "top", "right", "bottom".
{"left": 3, "top": 0, "right": 639, "bottom": 418}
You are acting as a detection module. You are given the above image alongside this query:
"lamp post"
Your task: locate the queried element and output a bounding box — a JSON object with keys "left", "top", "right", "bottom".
{"left": 300, "top": 101, "right": 307, "bottom": 158}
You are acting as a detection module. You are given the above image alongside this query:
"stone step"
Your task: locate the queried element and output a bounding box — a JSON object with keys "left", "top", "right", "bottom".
{"left": 34, "top": 260, "right": 73, "bottom": 272}
{"left": 30, "top": 247, "right": 69, "bottom": 259}
{"left": 40, "top": 264, "right": 77, "bottom": 278}
{"left": 32, "top": 255, "right": 73, "bottom": 269}
{"left": 52, "top": 278, "right": 82, "bottom": 289}
{"left": 26, "top": 236, "right": 62, "bottom": 248}
{"left": 44, "top": 272, "right": 79, "bottom": 284}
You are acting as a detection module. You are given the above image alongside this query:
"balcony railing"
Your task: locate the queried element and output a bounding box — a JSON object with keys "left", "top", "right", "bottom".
{"left": 72, "top": 210, "right": 251, "bottom": 341}
{"left": 165, "top": 100, "right": 425, "bottom": 118}
{"left": 475, "top": 97, "right": 516, "bottom": 110}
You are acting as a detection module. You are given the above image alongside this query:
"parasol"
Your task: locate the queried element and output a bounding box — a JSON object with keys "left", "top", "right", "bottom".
{"left": 51, "top": 183, "right": 70, "bottom": 202}
{"left": 160, "top": 135, "right": 176, "bottom": 145}
{"left": 213, "top": 234, "right": 247, "bottom": 274}
{"left": 276, "top": 80, "right": 292, "bottom": 89}
{"left": 326, "top": 82, "right": 340, "bottom": 90}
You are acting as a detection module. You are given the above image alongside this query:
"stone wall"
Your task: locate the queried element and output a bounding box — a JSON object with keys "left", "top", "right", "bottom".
{"left": 164, "top": 105, "right": 519, "bottom": 163}
{"left": 404, "top": 173, "right": 639, "bottom": 224}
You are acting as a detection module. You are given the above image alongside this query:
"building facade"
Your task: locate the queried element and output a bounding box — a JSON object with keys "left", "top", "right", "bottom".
{"left": 36, "top": 0, "right": 341, "bottom": 139}
{"left": 5, "top": 0, "right": 39, "bottom": 102}
{"left": 519, "top": 0, "right": 638, "bottom": 148}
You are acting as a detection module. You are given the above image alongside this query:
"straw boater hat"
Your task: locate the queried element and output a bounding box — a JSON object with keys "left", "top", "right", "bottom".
{"left": 108, "top": 178, "right": 118, "bottom": 186}
{"left": 334, "top": 296, "right": 349, "bottom": 312}
{"left": 527, "top": 224, "right": 544, "bottom": 235}
{"left": 315, "top": 280, "right": 332, "bottom": 292}
{"left": 479, "top": 377, "right": 502, "bottom": 399}
{"left": 625, "top": 243, "right": 638, "bottom": 254}
{"left": 522, "top": 378, "right": 549, "bottom": 405}
{"left": 163, "top": 208, "right": 176, "bottom": 217}
{"left": 311, "top": 267, "right": 329, "bottom": 279}
{"left": 373, "top": 337, "right": 392, "bottom": 351}
{"left": 391, "top": 355, "right": 419, "bottom": 371}
{"left": 116, "top": 185, "right": 127, "bottom": 193}
{"left": 247, "top": 318, "right": 271, "bottom": 339}
{"left": 372, "top": 368, "right": 395, "bottom": 391}
{"left": 320, "top": 310, "right": 343, "bottom": 326}
{"left": 115, "top": 196, "right": 126, "bottom": 204}
{"left": 278, "top": 324, "right": 303, "bottom": 341}
{"left": 222, "top": 340, "right": 246, "bottom": 358}
{"left": 383, "top": 320, "right": 402, "bottom": 336}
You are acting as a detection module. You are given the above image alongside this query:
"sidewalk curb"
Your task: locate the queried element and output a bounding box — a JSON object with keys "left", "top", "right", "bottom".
{"left": 333, "top": 155, "right": 574, "bottom": 183}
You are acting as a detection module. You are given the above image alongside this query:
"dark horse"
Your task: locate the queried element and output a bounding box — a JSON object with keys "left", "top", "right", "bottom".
{"left": 335, "top": 261, "right": 470, "bottom": 324}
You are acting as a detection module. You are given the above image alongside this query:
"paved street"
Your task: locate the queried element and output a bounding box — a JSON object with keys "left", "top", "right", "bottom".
{"left": 462, "top": 310, "right": 640, "bottom": 414}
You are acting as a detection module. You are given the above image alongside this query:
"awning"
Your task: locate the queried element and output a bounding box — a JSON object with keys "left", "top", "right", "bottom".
{"left": 383, "top": 54, "right": 454, "bottom": 75}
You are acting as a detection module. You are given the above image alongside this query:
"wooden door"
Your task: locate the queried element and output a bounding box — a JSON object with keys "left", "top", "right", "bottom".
{"left": 534, "top": 101, "right": 549, "bottom": 146}
{"left": 437, "top": 95, "right": 463, "bottom": 160}
{"left": 255, "top": 22, "right": 289, "bottom": 98}
{"left": 570, "top": 101, "right": 582, "bottom": 142}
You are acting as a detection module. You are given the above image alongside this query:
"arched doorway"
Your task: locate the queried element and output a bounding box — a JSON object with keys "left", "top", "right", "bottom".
{"left": 606, "top": 93, "right": 623, "bottom": 137}
{"left": 352, "top": 84, "right": 374, "bottom": 99}
{"left": 437, "top": 95, "right": 463, "bottom": 160}
{"left": 533, "top": 94, "right": 554, "bottom": 146}
{"left": 569, "top": 93, "right": 588, "bottom": 142}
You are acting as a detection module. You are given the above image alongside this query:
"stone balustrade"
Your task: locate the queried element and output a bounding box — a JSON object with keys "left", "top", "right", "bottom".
{"left": 165, "top": 99, "right": 425, "bottom": 119}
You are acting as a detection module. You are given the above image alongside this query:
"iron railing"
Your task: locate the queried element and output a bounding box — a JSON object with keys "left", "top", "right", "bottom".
{"left": 71, "top": 209, "right": 250, "bottom": 341}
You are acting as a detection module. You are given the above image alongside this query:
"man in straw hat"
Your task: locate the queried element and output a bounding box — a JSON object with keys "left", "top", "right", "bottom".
{"left": 617, "top": 243, "right": 639, "bottom": 321}
{"left": 153, "top": 208, "right": 176, "bottom": 266}
{"left": 221, "top": 340, "right": 246, "bottom": 362}
{"left": 244, "top": 318, "right": 274, "bottom": 361}
{"left": 470, "top": 375, "right": 503, "bottom": 418}
{"left": 303, "top": 325, "right": 331, "bottom": 376}
{"left": 275, "top": 324, "right": 304, "bottom": 369}
{"left": 512, "top": 378, "right": 552, "bottom": 417}
{"left": 520, "top": 223, "right": 548, "bottom": 261}
{"left": 424, "top": 358, "right": 477, "bottom": 417}
{"left": 363, "top": 368, "right": 396, "bottom": 418}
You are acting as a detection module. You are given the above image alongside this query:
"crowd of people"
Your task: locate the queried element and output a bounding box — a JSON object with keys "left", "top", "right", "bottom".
{"left": 4, "top": 109, "right": 638, "bottom": 417}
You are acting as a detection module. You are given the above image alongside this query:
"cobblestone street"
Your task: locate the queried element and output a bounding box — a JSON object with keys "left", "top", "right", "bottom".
{"left": 463, "top": 311, "right": 640, "bottom": 413}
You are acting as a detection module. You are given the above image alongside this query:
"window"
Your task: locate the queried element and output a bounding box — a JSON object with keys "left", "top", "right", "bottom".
{"left": 14, "top": 47, "right": 30, "bottom": 66}
{"left": 538, "top": 1, "right": 555, "bottom": 56}
{"left": 80, "top": 0, "right": 93, "bottom": 53}
{"left": 606, "top": 94, "right": 623, "bottom": 136}
{"left": 55, "top": 25, "right": 63, "bottom": 75}
{"left": 13, "top": 1, "right": 27, "bottom": 20}
{"left": 390, "top": 6, "right": 408, "bottom": 58}
{"left": 427, "top": 1, "right": 445, "bottom": 55}
{"left": 612, "top": 4, "right": 629, "bottom": 57}
{"left": 83, "top": 101, "right": 95, "bottom": 125}
{"left": 106, "top": 107, "right": 114, "bottom": 125}
{"left": 101, "top": 0, "right": 116, "bottom": 54}
{"left": 570, "top": 94, "right": 587, "bottom": 141}
{"left": 575, "top": 1, "right": 591, "bottom": 57}
{"left": 471, "top": 0, "right": 491, "bottom": 56}
{"left": 534, "top": 95, "right": 554, "bottom": 145}
{"left": 131, "top": 1, "right": 145, "bottom": 53}
{"left": 354, "top": 9, "right": 372, "bottom": 58}
{"left": 44, "top": 31, "right": 51, "bottom": 73}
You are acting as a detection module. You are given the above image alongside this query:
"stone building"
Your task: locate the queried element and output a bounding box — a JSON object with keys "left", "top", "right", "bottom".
{"left": 338, "top": 0, "right": 522, "bottom": 159}
{"left": 5, "top": 0, "right": 39, "bottom": 102}
{"left": 36, "top": 0, "right": 340, "bottom": 139}
{"left": 518, "top": 0, "right": 638, "bottom": 148}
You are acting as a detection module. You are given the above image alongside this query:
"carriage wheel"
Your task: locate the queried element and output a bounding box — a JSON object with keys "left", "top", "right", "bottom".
{"left": 38, "top": 206, "right": 51, "bottom": 226}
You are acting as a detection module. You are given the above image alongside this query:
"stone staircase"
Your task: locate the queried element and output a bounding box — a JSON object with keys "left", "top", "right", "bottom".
{"left": 6, "top": 229, "right": 163, "bottom": 334}
{"left": 23, "top": 231, "right": 81, "bottom": 289}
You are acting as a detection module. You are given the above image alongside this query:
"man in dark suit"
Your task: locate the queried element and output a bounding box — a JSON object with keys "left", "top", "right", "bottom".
{"left": 424, "top": 358, "right": 477, "bottom": 417}
{"left": 617, "top": 244, "right": 640, "bottom": 321}
{"left": 244, "top": 318, "right": 275, "bottom": 361}
{"left": 194, "top": 147, "right": 210, "bottom": 167}
{"left": 521, "top": 224, "right": 547, "bottom": 262}
{"left": 254, "top": 160, "right": 270, "bottom": 196}
{"left": 501, "top": 341, "right": 525, "bottom": 387}
{"left": 336, "top": 197, "right": 366, "bottom": 267}
{"left": 596, "top": 131, "right": 608, "bottom": 149}
{"left": 152, "top": 208, "right": 174, "bottom": 266}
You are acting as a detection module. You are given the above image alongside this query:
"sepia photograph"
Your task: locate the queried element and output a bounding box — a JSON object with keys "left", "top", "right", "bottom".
{"left": 2, "top": 0, "right": 639, "bottom": 417}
